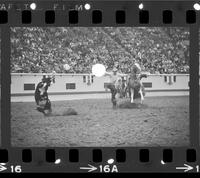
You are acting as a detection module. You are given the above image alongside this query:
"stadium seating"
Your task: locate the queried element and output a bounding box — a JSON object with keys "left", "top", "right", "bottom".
{"left": 10, "top": 27, "right": 189, "bottom": 74}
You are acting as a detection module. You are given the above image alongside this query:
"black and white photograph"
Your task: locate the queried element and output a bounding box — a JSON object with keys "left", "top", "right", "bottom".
{"left": 0, "top": 29, "right": 2, "bottom": 147}
{"left": 11, "top": 27, "right": 190, "bottom": 147}
{"left": 198, "top": 29, "right": 200, "bottom": 145}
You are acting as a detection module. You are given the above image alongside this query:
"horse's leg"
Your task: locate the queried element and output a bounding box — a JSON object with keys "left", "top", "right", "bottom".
{"left": 115, "top": 87, "right": 120, "bottom": 99}
{"left": 140, "top": 83, "right": 145, "bottom": 104}
{"left": 125, "top": 85, "right": 129, "bottom": 98}
{"left": 115, "top": 92, "right": 119, "bottom": 100}
{"left": 114, "top": 88, "right": 118, "bottom": 104}
{"left": 130, "top": 88, "right": 134, "bottom": 103}
{"left": 128, "top": 87, "right": 131, "bottom": 99}
{"left": 139, "top": 88, "right": 144, "bottom": 104}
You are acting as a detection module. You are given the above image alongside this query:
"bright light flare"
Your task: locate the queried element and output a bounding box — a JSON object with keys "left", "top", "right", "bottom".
{"left": 107, "top": 159, "right": 115, "bottom": 164}
{"left": 161, "top": 160, "right": 166, "bottom": 165}
{"left": 55, "top": 159, "right": 61, "bottom": 164}
{"left": 193, "top": 3, "right": 200, "bottom": 11}
{"left": 84, "top": 3, "right": 91, "bottom": 10}
{"left": 92, "top": 63, "right": 106, "bottom": 77}
{"left": 139, "top": 3, "right": 144, "bottom": 10}
{"left": 30, "top": 3, "right": 37, "bottom": 10}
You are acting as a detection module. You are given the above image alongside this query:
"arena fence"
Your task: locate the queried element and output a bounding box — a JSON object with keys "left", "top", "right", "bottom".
{"left": 11, "top": 73, "right": 189, "bottom": 102}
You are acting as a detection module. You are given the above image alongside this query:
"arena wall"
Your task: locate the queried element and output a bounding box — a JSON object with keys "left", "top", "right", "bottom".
{"left": 11, "top": 73, "right": 189, "bottom": 102}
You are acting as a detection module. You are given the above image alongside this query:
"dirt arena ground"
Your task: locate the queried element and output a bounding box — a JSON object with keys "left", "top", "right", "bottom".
{"left": 11, "top": 96, "right": 189, "bottom": 147}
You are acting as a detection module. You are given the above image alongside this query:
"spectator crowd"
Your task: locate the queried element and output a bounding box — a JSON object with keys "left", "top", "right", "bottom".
{"left": 11, "top": 27, "right": 189, "bottom": 74}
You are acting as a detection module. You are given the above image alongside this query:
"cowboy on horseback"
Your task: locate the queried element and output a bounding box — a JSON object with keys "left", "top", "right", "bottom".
{"left": 104, "top": 67, "right": 127, "bottom": 108}
{"left": 127, "top": 61, "right": 147, "bottom": 104}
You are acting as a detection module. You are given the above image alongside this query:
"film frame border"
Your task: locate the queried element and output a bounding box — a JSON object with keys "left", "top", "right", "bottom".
{"left": 0, "top": 0, "right": 199, "bottom": 173}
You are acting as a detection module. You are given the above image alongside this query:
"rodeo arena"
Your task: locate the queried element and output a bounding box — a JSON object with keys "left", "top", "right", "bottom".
{"left": 10, "top": 27, "right": 190, "bottom": 147}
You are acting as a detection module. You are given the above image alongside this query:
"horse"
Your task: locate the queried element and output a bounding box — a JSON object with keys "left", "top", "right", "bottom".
{"left": 127, "top": 73, "right": 147, "bottom": 104}
{"left": 106, "top": 72, "right": 147, "bottom": 107}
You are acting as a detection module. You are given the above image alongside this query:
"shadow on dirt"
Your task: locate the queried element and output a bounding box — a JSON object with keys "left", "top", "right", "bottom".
{"left": 118, "top": 102, "right": 148, "bottom": 109}
{"left": 44, "top": 108, "right": 78, "bottom": 117}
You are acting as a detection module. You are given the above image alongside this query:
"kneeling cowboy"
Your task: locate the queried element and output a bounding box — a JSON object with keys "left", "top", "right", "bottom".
{"left": 35, "top": 75, "right": 54, "bottom": 115}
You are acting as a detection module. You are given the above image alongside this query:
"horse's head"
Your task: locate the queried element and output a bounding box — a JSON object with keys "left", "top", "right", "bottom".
{"left": 130, "top": 63, "right": 141, "bottom": 78}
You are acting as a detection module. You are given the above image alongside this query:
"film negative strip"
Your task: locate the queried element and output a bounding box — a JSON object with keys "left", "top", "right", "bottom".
{"left": 0, "top": 0, "right": 199, "bottom": 173}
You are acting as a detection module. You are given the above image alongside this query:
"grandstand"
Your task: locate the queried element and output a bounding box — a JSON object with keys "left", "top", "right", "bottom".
{"left": 11, "top": 27, "right": 189, "bottom": 74}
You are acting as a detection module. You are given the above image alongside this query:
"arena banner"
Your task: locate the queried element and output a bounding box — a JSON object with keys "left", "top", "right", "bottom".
{"left": 0, "top": 0, "right": 199, "bottom": 174}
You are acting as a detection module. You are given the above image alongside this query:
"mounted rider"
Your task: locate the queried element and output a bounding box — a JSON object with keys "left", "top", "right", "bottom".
{"left": 130, "top": 59, "right": 142, "bottom": 78}
{"left": 129, "top": 59, "right": 148, "bottom": 83}
{"left": 127, "top": 60, "right": 147, "bottom": 102}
